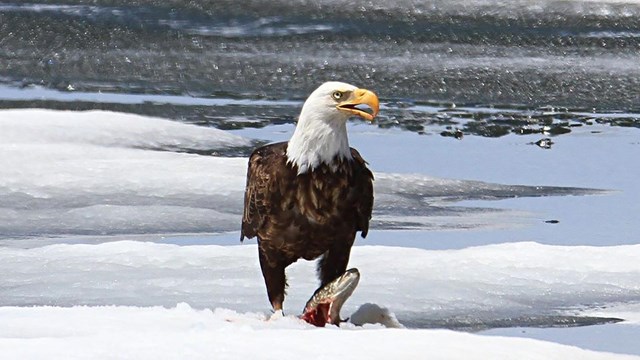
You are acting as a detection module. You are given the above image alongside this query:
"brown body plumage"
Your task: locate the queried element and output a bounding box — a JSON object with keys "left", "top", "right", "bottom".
{"left": 241, "top": 142, "right": 373, "bottom": 311}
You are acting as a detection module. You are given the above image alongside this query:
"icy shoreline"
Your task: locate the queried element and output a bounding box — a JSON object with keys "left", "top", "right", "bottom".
{"left": 2, "top": 302, "right": 637, "bottom": 360}
{"left": 0, "top": 109, "right": 603, "bottom": 238}
{"left": 1, "top": 239, "right": 639, "bottom": 359}
{"left": 2, "top": 240, "right": 638, "bottom": 326}
{"left": 1, "top": 108, "right": 639, "bottom": 357}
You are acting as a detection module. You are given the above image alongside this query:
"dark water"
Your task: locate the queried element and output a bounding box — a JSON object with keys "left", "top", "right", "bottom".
{"left": 401, "top": 314, "right": 623, "bottom": 331}
{"left": 1, "top": 0, "right": 640, "bottom": 117}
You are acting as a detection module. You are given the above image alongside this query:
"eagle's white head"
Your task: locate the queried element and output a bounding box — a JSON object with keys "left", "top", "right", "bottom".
{"left": 286, "top": 81, "right": 380, "bottom": 174}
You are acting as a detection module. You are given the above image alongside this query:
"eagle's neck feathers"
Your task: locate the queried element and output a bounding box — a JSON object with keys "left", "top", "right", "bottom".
{"left": 286, "top": 102, "right": 352, "bottom": 174}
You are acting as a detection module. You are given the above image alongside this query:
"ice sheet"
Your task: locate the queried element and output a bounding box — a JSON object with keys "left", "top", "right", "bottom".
{"left": 0, "top": 109, "right": 601, "bottom": 237}
{"left": 0, "top": 109, "right": 638, "bottom": 358}
{"left": 1, "top": 240, "right": 638, "bottom": 327}
{"left": 0, "top": 303, "right": 637, "bottom": 360}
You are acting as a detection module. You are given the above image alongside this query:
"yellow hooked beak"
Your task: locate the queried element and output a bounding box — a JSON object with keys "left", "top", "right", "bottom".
{"left": 336, "top": 88, "right": 380, "bottom": 121}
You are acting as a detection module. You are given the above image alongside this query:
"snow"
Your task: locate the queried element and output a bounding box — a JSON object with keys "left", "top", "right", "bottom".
{"left": 2, "top": 241, "right": 639, "bottom": 323}
{"left": 581, "top": 303, "right": 640, "bottom": 325}
{"left": 0, "top": 109, "right": 599, "bottom": 237}
{"left": 0, "top": 109, "right": 249, "bottom": 236}
{"left": 1, "top": 305, "right": 636, "bottom": 360}
{"left": 1, "top": 241, "right": 639, "bottom": 359}
{"left": 0, "top": 108, "right": 250, "bottom": 150}
{"left": 0, "top": 84, "right": 302, "bottom": 107}
{"left": 1, "top": 108, "right": 639, "bottom": 359}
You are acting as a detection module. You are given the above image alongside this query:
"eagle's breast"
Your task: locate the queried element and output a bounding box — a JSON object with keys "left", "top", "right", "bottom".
{"left": 241, "top": 142, "right": 373, "bottom": 264}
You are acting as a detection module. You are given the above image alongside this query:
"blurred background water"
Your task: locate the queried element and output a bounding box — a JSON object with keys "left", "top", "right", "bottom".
{"left": 1, "top": 0, "right": 639, "bottom": 134}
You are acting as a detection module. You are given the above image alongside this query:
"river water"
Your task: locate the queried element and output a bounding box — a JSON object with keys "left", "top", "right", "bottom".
{"left": 1, "top": 0, "right": 640, "bottom": 108}
{"left": 1, "top": 0, "right": 639, "bottom": 135}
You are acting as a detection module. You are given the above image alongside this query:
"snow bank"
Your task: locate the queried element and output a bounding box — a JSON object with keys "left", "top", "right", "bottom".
{"left": 2, "top": 240, "right": 638, "bottom": 328}
{"left": 0, "top": 108, "right": 251, "bottom": 150}
{"left": 0, "top": 303, "right": 635, "bottom": 360}
{"left": 0, "top": 109, "right": 636, "bottom": 358}
{"left": 0, "top": 109, "right": 599, "bottom": 237}
{"left": 582, "top": 303, "right": 640, "bottom": 325}
{"left": 0, "top": 109, "right": 249, "bottom": 236}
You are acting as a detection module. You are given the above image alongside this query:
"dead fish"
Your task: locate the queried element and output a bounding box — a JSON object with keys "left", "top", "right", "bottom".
{"left": 300, "top": 268, "right": 360, "bottom": 327}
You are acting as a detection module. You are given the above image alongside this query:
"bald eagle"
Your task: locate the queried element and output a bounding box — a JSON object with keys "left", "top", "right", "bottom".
{"left": 241, "top": 82, "right": 379, "bottom": 321}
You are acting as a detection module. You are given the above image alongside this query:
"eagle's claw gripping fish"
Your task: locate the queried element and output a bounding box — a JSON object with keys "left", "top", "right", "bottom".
{"left": 300, "top": 268, "right": 360, "bottom": 327}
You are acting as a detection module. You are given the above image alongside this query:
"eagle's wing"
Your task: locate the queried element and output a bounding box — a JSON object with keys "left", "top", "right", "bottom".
{"left": 350, "top": 148, "right": 374, "bottom": 238}
{"left": 240, "top": 143, "right": 286, "bottom": 241}
{"left": 241, "top": 143, "right": 374, "bottom": 241}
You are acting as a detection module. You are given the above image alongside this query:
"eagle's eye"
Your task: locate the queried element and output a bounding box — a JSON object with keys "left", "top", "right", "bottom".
{"left": 332, "top": 91, "right": 344, "bottom": 100}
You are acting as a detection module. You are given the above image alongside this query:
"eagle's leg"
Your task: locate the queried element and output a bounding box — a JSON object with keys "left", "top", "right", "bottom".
{"left": 317, "top": 237, "right": 355, "bottom": 287}
{"left": 258, "top": 244, "right": 288, "bottom": 312}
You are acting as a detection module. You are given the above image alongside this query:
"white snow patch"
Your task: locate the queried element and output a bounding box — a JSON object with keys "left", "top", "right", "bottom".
{"left": 0, "top": 108, "right": 250, "bottom": 150}
{"left": 0, "top": 303, "right": 637, "bottom": 360}
{"left": 1, "top": 241, "right": 639, "bottom": 325}
{"left": 579, "top": 303, "right": 640, "bottom": 325}
{"left": 350, "top": 303, "right": 404, "bottom": 328}
{"left": 0, "top": 108, "right": 636, "bottom": 358}
{"left": 0, "top": 109, "right": 589, "bottom": 237}
{"left": 0, "top": 109, "right": 249, "bottom": 236}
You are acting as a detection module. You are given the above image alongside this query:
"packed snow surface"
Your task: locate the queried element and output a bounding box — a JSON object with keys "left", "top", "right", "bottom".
{"left": 2, "top": 304, "right": 637, "bottom": 360}
{"left": 1, "top": 109, "right": 638, "bottom": 358}
{"left": 0, "top": 109, "right": 600, "bottom": 237}
{"left": 2, "top": 241, "right": 639, "bottom": 327}
{"left": 1, "top": 240, "right": 639, "bottom": 360}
